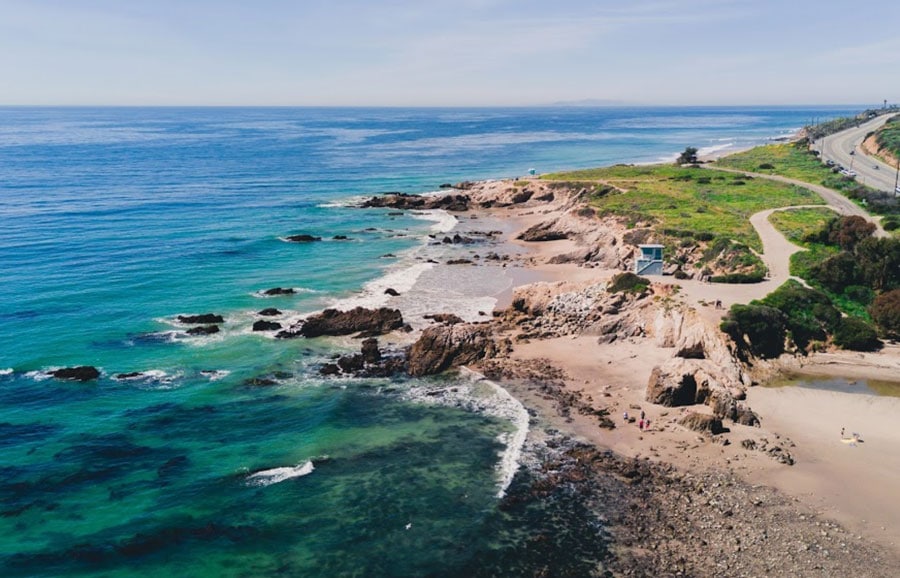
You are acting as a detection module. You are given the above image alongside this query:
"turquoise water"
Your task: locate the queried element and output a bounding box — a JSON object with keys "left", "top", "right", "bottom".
{"left": 0, "top": 106, "right": 862, "bottom": 576}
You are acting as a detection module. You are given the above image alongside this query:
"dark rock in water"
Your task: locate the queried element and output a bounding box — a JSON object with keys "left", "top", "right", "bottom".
{"left": 177, "top": 313, "right": 224, "bottom": 324}
{"left": 243, "top": 377, "right": 278, "bottom": 387}
{"left": 284, "top": 234, "right": 321, "bottom": 242}
{"left": 332, "top": 235, "right": 350, "bottom": 240}
{"left": 186, "top": 325, "right": 219, "bottom": 336}
{"left": 438, "top": 183, "right": 454, "bottom": 189}
{"left": 271, "top": 371, "right": 293, "bottom": 380}
{"left": 424, "top": 313, "right": 465, "bottom": 325}
{"left": 384, "top": 288, "right": 400, "bottom": 296}
{"left": 252, "top": 320, "right": 282, "bottom": 332}
{"left": 263, "top": 287, "right": 295, "bottom": 296}
{"left": 408, "top": 323, "right": 506, "bottom": 376}
{"left": 274, "top": 328, "right": 302, "bottom": 339}
{"left": 115, "top": 372, "right": 144, "bottom": 380}
{"left": 678, "top": 412, "right": 726, "bottom": 434}
{"left": 257, "top": 308, "right": 282, "bottom": 317}
{"left": 299, "top": 307, "right": 404, "bottom": 338}
{"left": 380, "top": 253, "right": 396, "bottom": 259}
{"left": 387, "top": 211, "right": 405, "bottom": 216}
{"left": 361, "top": 338, "right": 381, "bottom": 363}
{"left": 337, "top": 354, "right": 364, "bottom": 373}
{"left": 319, "top": 363, "right": 341, "bottom": 376}
{"left": 50, "top": 366, "right": 100, "bottom": 382}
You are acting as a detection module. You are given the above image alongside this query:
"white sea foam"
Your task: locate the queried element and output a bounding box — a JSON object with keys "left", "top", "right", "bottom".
{"left": 0, "top": 368, "right": 13, "bottom": 376}
{"left": 410, "top": 209, "right": 457, "bottom": 233}
{"left": 698, "top": 142, "right": 736, "bottom": 157}
{"left": 325, "top": 262, "right": 435, "bottom": 312}
{"left": 246, "top": 460, "right": 315, "bottom": 487}
{"left": 317, "top": 195, "right": 370, "bottom": 208}
{"left": 200, "top": 370, "right": 231, "bottom": 381}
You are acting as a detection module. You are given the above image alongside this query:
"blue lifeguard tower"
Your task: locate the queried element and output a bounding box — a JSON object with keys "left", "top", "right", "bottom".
{"left": 635, "top": 244, "right": 664, "bottom": 276}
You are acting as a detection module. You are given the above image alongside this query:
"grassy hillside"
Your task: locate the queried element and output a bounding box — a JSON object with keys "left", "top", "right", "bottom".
{"left": 542, "top": 164, "right": 822, "bottom": 250}
{"left": 875, "top": 115, "right": 900, "bottom": 162}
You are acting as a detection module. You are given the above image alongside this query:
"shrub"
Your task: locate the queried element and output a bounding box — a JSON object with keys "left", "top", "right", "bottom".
{"left": 884, "top": 220, "right": 899, "bottom": 232}
{"left": 608, "top": 272, "right": 650, "bottom": 294}
{"left": 833, "top": 317, "right": 882, "bottom": 351}
{"left": 710, "top": 272, "right": 766, "bottom": 284}
{"left": 676, "top": 147, "right": 699, "bottom": 165}
{"left": 720, "top": 304, "right": 787, "bottom": 359}
{"left": 843, "top": 285, "right": 875, "bottom": 305}
{"left": 758, "top": 163, "right": 775, "bottom": 170}
{"left": 696, "top": 232, "right": 715, "bottom": 242}
{"left": 673, "top": 270, "right": 689, "bottom": 280}
{"left": 810, "top": 251, "right": 863, "bottom": 292}
{"left": 869, "top": 289, "right": 900, "bottom": 338}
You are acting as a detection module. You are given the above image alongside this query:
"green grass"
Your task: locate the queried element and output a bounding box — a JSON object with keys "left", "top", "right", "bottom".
{"left": 714, "top": 143, "right": 836, "bottom": 184}
{"left": 768, "top": 207, "right": 837, "bottom": 245}
{"left": 541, "top": 164, "right": 822, "bottom": 251}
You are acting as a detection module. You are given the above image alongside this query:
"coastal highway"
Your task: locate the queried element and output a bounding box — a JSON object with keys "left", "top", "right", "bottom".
{"left": 814, "top": 113, "right": 900, "bottom": 193}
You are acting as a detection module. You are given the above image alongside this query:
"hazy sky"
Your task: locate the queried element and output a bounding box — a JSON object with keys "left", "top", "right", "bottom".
{"left": 1, "top": 0, "right": 898, "bottom": 106}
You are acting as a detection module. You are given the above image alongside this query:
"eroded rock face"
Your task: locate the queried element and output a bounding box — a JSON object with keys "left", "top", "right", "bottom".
{"left": 646, "top": 364, "right": 706, "bottom": 406}
{"left": 424, "top": 313, "right": 465, "bottom": 325}
{"left": 408, "top": 323, "right": 509, "bottom": 376}
{"left": 360, "top": 192, "right": 471, "bottom": 212}
{"left": 287, "top": 307, "right": 404, "bottom": 338}
{"left": 50, "top": 366, "right": 100, "bottom": 382}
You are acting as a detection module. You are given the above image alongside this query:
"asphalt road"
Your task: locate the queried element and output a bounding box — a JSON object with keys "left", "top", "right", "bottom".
{"left": 814, "top": 113, "right": 900, "bottom": 194}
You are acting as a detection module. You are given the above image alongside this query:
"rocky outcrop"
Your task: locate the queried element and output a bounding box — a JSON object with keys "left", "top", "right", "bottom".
{"left": 517, "top": 221, "right": 569, "bottom": 242}
{"left": 678, "top": 412, "right": 726, "bottom": 434}
{"left": 177, "top": 313, "right": 224, "bottom": 324}
{"left": 252, "top": 320, "right": 282, "bottom": 332}
{"left": 186, "top": 325, "right": 219, "bottom": 336}
{"left": 278, "top": 307, "right": 404, "bottom": 339}
{"left": 408, "top": 323, "right": 510, "bottom": 376}
{"left": 319, "top": 338, "right": 407, "bottom": 378}
{"left": 257, "top": 308, "right": 282, "bottom": 316}
{"left": 262, "top": 287, "right": 295, "bottom": 296}
{"left": 49, "top": 366, "right": 100, "bottom": 382}
{"left": 360, "top": 192, "right": 471, "bottom": 212}
{"left": 284, "top": 234, "right": 321, "bottom": 242}
{"left": 423, "top": 313, "right": 464, "bottom": 325}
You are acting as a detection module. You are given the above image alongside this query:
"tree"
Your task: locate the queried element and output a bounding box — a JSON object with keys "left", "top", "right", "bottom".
{"left": 870, "top": 289, "right": 900, "bottom": 338}
{"left": 856, "top": 237, "right": 900, "bottom": 292}
{"left": 809, "top": 251, "right": 863, "bottom": 293}
{"left": 827, "top": 215, "right": 876, "bottom": 251}
{"left": 676, "top": 146, "right": 699, "bottom": 165}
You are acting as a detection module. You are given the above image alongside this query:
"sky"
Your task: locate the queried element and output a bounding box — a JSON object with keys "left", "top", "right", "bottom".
{"left": 1, "top": 0, "right": 898, "bottom": 106}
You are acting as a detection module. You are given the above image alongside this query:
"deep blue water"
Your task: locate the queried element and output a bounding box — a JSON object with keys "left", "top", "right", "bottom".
{"left": 0, "top": 105, "right": 862, "bottom": 576}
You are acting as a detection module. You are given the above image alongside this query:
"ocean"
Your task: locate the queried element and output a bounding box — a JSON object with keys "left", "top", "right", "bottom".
{"left": 0, "top": 105, "right": 862, "bottom": 576}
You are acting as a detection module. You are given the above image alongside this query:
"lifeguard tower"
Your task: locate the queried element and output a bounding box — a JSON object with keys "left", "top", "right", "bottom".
{"left": 635, "top": 244, "right": 664, "bottom": 276}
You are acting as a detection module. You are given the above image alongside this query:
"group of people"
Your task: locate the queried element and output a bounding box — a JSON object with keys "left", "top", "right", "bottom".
{"left": 623, "top": 410, "right": 651, "bottom": 431}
